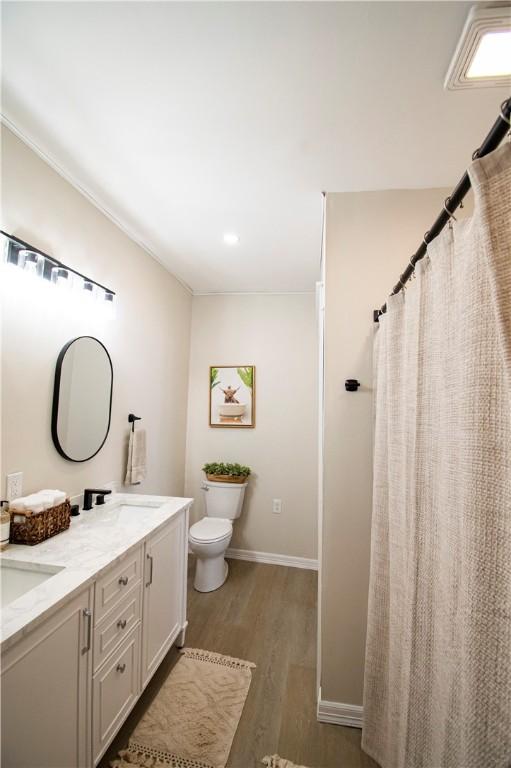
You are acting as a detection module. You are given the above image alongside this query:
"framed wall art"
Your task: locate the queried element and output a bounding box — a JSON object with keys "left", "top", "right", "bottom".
{"left": 209, "top": 366, "right": 255, "bottom": 428}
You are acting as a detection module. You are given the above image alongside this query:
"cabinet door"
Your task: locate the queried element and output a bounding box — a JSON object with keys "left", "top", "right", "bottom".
{"left": 93, "top": 624, "right": 140, "bottom": 764}
{"left": 142, "top": 512, "right": 186, "bottom": 687}
{"left": 1, "top": 587, "right": 93, "bottom": 768}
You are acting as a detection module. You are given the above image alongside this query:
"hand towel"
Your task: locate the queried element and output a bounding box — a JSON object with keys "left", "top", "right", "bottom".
{"left": 10, "top": 490, "right": 67, "bottom": 514}
{"left": 125, "top": 428, "right": 147, "bottom": 485}
{"left": 41, "top": 489, "right": 66, "bottom": 506}
{"left": 11, "top": 494, "right": 46, "bottom": 514}
{"left": 9, "top": 497, "right": 28, "bottom": 512}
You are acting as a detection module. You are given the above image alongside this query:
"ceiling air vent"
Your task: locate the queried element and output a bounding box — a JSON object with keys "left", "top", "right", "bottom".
{"left": 445, "top": 5, "right": 511, "bottom": 90}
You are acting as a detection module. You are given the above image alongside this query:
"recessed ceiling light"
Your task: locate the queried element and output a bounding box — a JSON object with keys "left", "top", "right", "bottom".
{"left": 445, "top": 6, "right": 511, "bottom": 90}
{"left": 223, "top": 233, "right": 239, "bottom": 245}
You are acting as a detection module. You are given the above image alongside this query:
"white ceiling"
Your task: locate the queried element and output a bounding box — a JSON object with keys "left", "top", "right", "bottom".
{"left": 2, "top": 2, "right": 510, "bottom": 293}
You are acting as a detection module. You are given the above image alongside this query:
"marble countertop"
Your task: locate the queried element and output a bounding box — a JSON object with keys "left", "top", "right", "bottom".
{"left": 0, "top": 493, "right": 193, "bottom": 652}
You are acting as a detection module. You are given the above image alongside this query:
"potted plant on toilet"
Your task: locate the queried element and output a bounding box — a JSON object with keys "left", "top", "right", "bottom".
{"left": 202, "top": 462, "right": 251, "bottom": 484}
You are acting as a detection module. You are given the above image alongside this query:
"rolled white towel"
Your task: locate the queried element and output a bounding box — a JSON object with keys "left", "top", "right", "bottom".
{"left": 40, "top": 493, "right": 57, "bottom": 509}
{"left": 9, "top": 497, "right": 28, "bottom": 512}
{"left": 53, "top": 490, "right": 66, "bottom": 505}
{"left": 40, "top": 489, "right": 66, "bottom": 506}
{"left": 10, "top": 493, "right": 49, "bottom": 513}
{"left": 10, "top": 490, "right": 67, "bottom": 515}
{"left": 38, "top": 488, "right": 61, "bottom": 507}
{"left": 23, "top": 494, "right": 47, "bottom": 514}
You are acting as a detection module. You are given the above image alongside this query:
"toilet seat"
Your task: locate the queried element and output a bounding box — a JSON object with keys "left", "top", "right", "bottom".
{"left": 189, "top": 517, "right": 232, "bottom": 543}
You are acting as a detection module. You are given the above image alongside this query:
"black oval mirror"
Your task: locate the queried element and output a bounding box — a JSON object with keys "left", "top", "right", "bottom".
{"left": 52, "top": 336, "right": 113, "bottom": 462}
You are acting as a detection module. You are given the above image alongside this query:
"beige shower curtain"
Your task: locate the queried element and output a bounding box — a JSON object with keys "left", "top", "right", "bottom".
{"left": 362, "top": 143, "right": 511, "bottom": 768}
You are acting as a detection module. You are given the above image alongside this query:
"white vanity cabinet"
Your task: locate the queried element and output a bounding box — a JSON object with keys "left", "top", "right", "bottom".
{"left": 93, "top": 510, "right": 188, "bottom": 764}
{"left": 0, "top": 500, "right": 190, "bottom": 768}
{"left": 92, "top": 544, "right": 143, "bottom": 763}
{"left": 142, "top": 510, "right": 188, "bottom": 687}
{"left": 0, "top": 586, "right": 93, "bottom": 768}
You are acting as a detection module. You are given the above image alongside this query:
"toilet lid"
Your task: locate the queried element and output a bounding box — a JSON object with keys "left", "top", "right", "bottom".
{"left": 189, "top": 517, "right": 232, "bottom": 543}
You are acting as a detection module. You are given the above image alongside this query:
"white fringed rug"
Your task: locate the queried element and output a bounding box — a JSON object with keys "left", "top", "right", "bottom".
{"left": 262, "top": 757, "right": 311, "bottom": 768}
{"left": 111, "top": 648, "right": 256, "bottom": 768}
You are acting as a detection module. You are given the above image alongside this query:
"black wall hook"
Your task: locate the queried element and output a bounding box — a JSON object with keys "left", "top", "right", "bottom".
{"left": 128, "top": 413, "right": 141, "bottom": 432}
{"left": 345, "top": 379, "right": 360, "bottom": 392}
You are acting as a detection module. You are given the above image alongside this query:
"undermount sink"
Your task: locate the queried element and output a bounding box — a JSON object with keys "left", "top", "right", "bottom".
{"left": 0, "top": 561, "right": 64, "bottom": 609}
{"left": 79, "top": 503, "right": 161, "bottom": 526}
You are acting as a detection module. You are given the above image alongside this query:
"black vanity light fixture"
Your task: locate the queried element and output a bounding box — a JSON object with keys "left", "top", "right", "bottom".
{"left": 1, "top": 231, "right": 116, "bottom": 302}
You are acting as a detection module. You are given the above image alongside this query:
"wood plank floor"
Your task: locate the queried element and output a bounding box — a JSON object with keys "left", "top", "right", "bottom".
{"left": 100, "top": 558, "right": 379, "bottom": 768}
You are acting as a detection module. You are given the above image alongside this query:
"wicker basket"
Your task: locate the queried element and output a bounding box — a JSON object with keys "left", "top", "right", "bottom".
{"left": 206, "top": 474, "right": 248, "bottom": 484}
{"left": 9, "top": 499, "right": 71, "bottom": 546}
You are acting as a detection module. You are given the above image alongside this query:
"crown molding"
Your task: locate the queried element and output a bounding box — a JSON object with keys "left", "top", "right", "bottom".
{"left": 2, "top": 116, "right": 318, "bottom": 298}
{"left": 1, "top": 114, "right": 193, "bottom": 295}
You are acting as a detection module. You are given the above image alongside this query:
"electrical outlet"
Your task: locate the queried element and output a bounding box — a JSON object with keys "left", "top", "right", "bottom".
{"left": 6, "top": 472, "right": 23, "bottom": 502}
{"left": 272, "top": 498, "right": 282, "bottom": 514}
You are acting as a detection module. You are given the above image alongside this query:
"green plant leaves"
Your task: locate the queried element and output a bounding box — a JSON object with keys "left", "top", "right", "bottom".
{"left": 211, "top": 366, "right": 253, "bottom": 390}
{"left": 236, "top": 367, "right": 253, "bottom": 389}
{"left": 202, "top": 462, "right": 251, "bottom": 477}
{"left": 210, "top": 367, "right": 220, "bottom": 389}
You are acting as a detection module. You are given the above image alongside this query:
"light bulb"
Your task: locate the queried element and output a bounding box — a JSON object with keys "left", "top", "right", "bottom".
{"left": 19, "top": 249, "right": 45, "bottom": 278}
{"left": 51, "top": 266, "right": 70, "bottom": 289}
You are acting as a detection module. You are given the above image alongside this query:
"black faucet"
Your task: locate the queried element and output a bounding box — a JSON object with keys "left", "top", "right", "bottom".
{"left": 83, "top": 488, "right": 112, "bottom": 511}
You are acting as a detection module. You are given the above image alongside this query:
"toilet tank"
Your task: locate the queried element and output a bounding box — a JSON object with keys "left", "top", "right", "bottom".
{"left": 202, "top": 480, "right": 247, "bottom": 520}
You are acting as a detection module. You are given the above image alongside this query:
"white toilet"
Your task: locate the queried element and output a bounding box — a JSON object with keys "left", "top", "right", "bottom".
{"left": 188, "top": 479, "right": 247, "bottom": 592}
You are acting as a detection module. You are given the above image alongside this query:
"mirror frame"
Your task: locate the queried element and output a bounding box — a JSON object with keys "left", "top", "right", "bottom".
{"left": 51, "top": 335, "right": 113, "bottom": 462}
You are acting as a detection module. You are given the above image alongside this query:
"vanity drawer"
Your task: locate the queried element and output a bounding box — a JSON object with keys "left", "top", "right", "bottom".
{"left": 94, "top": 546, "right": 142, "bottom": 625}
{"left": 93, "top": 583, "right": 142, "bottom": 672}
{"left": 93, "top": 625, "right": 141, "bottom": 764}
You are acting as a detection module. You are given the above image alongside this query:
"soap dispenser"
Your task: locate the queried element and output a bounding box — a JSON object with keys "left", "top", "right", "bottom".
{"left": 0, "top": 500, "right": 10, "bottom": 550}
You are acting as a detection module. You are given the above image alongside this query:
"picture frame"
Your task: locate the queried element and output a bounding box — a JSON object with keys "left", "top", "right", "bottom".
{"left": 209, "top": 365, "right": 256, "bottom": 428}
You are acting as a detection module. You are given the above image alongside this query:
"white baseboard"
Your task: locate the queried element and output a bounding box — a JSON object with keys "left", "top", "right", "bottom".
{"left": 226, "top": 547, "right": 318, "bottom": 571}
{"left": 317, "top": 690, "right": 363, "bottom": 729}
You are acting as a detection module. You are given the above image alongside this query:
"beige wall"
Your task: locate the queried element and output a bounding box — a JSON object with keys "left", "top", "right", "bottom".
{"left": 320, "top": 187, "right": 472, "bottom": 705}
{"left": 185, "top": 293, "right": 318, "bottom": 559}
{"left": 1, "top": 126, "right": 192, "bottom": 499}
{"left": 2, "top": 124, "right": 468, "bottom": 709}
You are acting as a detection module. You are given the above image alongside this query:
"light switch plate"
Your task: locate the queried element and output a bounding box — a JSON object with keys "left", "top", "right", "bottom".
{"left": 6, "top": 472, "right": 23, "bottom": 501}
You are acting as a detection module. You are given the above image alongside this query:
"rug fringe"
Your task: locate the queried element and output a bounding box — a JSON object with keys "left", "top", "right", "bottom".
{"left": 180, "top": 647, "right": 256, "bottom": 671}
{"left": 261, "top": 756, "right": 309, "bottom": 768}
{"left": 110, "top": 742, "right": 214, "bottom": 768}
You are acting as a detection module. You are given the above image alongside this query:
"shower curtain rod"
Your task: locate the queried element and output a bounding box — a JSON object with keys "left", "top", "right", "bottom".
{"left": 374, "top": 96, "right": 511, "bottom": 323}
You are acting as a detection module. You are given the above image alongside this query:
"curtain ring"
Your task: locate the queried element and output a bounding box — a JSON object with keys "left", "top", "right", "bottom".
{"left": 444, "top": 197, "right": 457, "bottom": 230}
{"left": 443, "top": 197, "right": 457, "bottom": 221}
{"left": 500, "top": 102, "right": 511, "bottom": 126}
{"left": 423, "top": 231, "right": 430, "bottom": 247}
{"left": 472, "top": 147, "right": 480, "bottom": 160}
